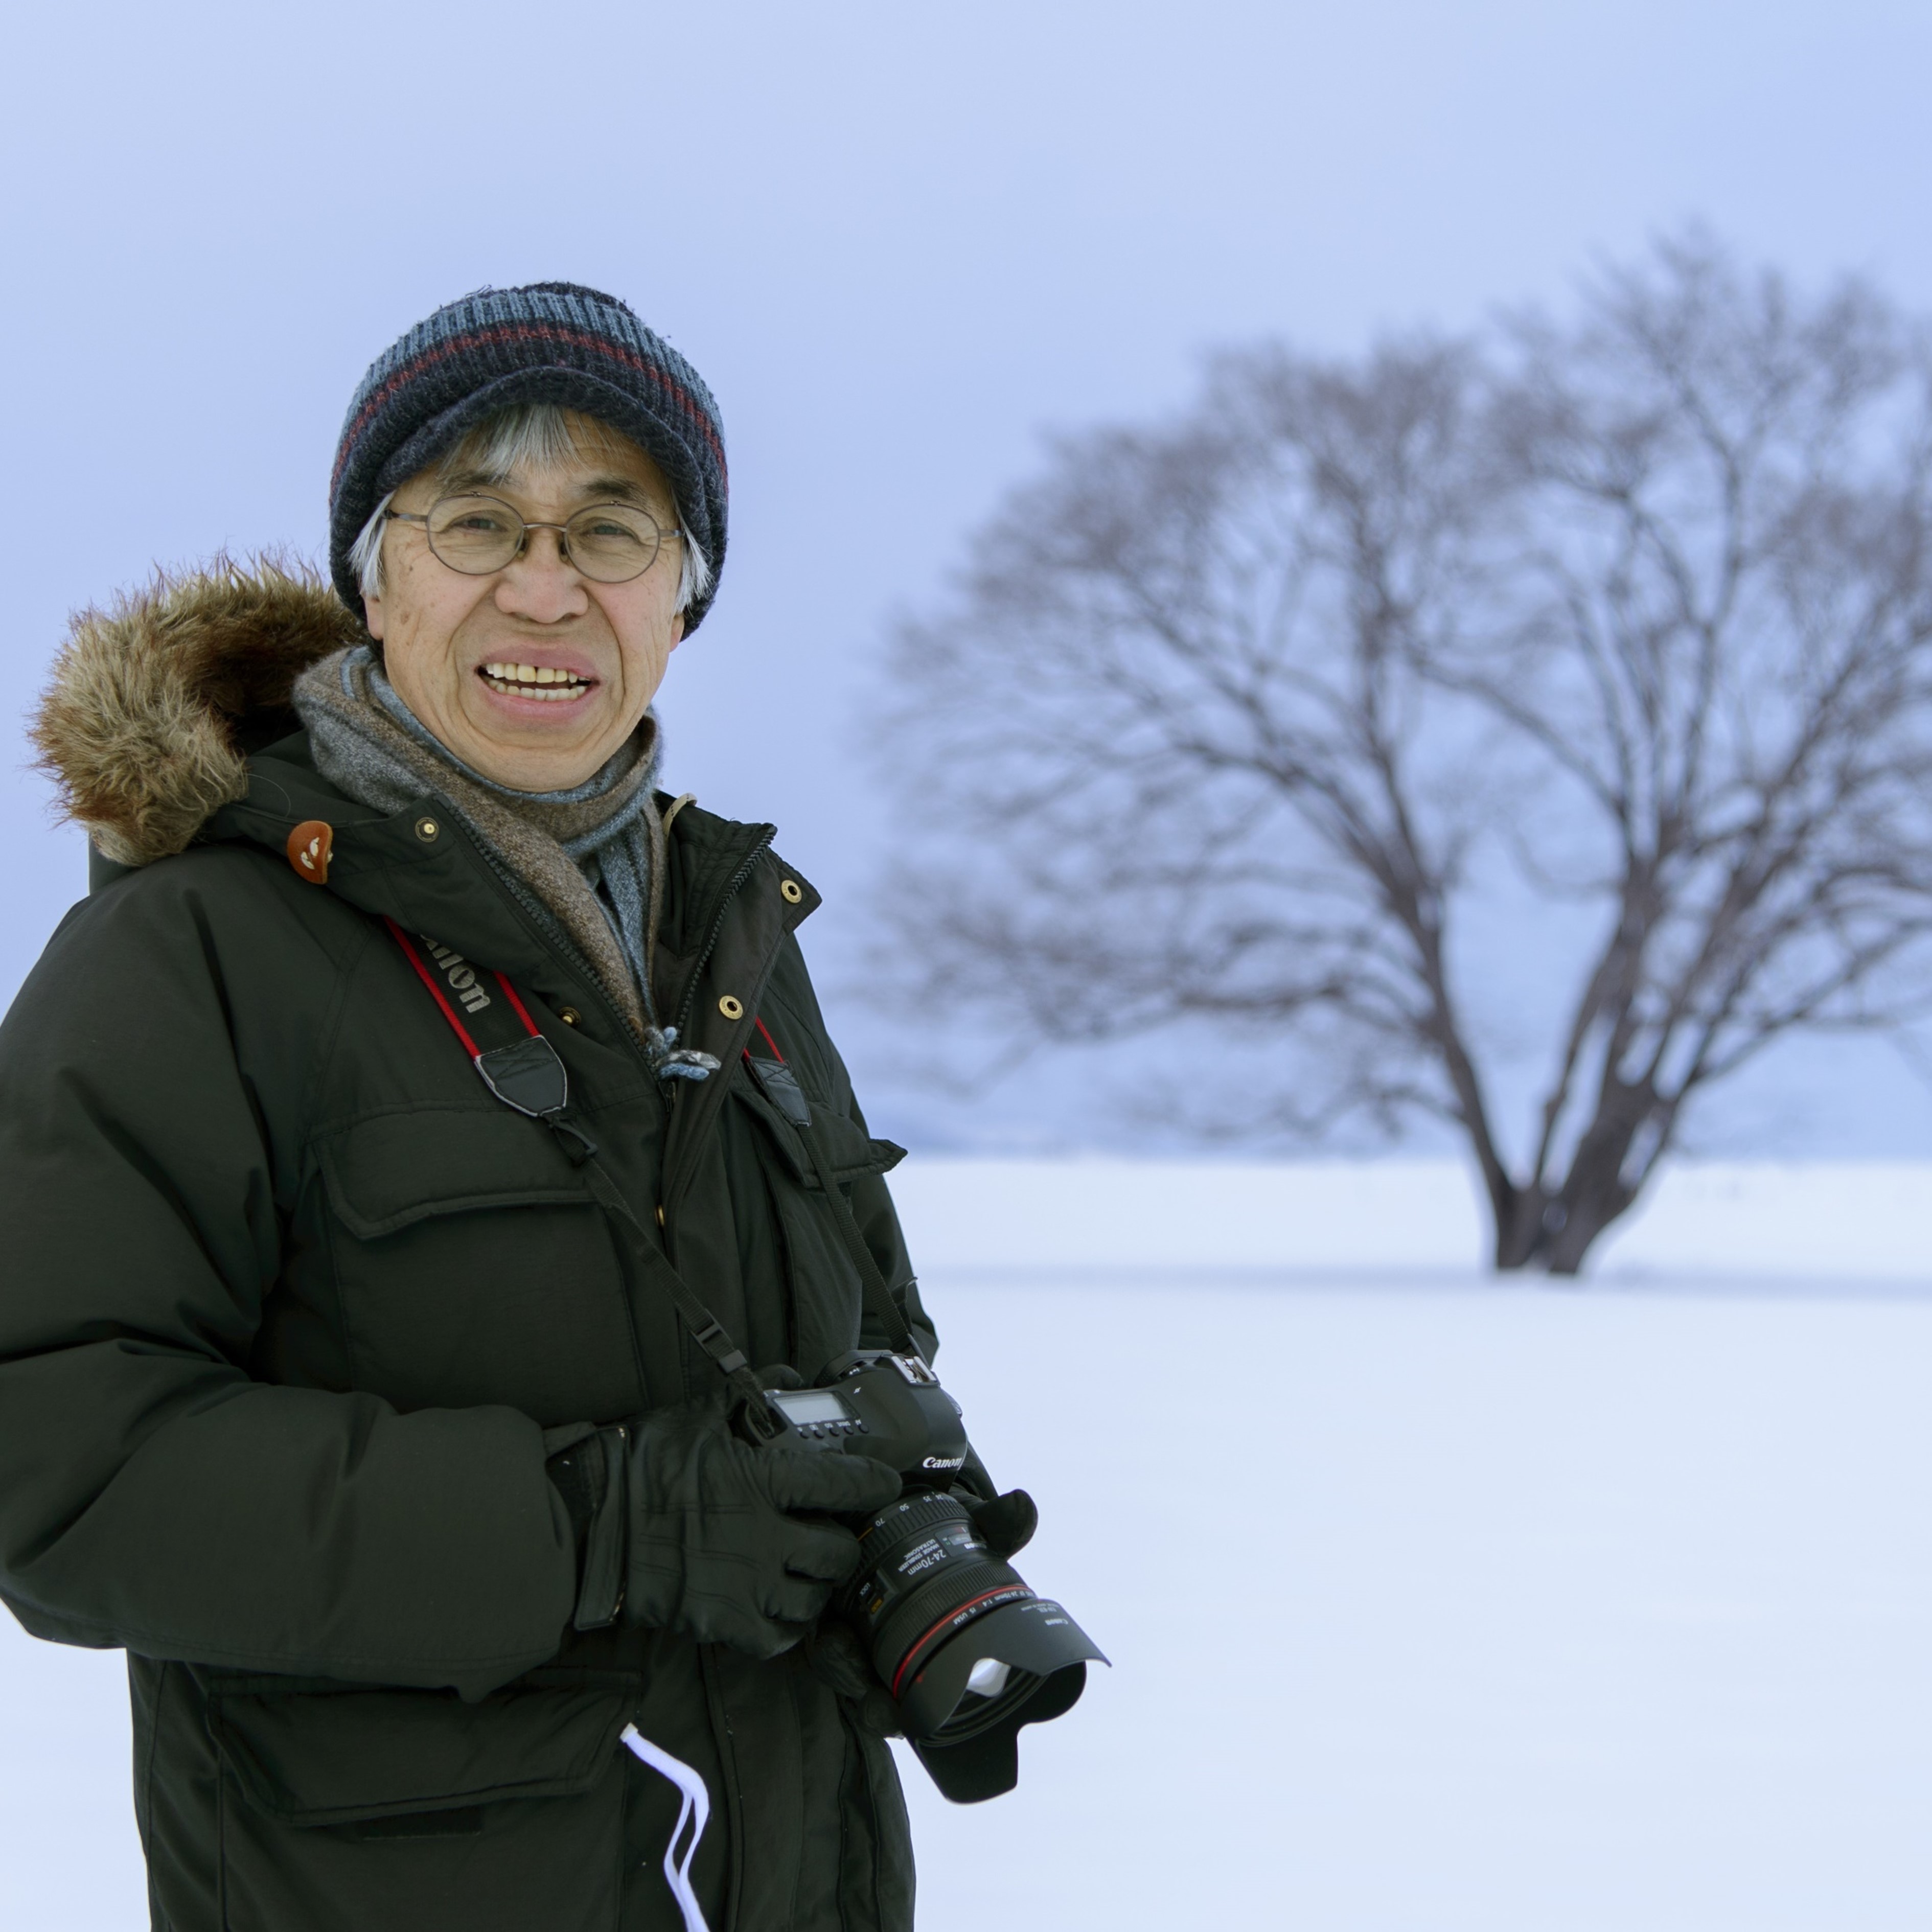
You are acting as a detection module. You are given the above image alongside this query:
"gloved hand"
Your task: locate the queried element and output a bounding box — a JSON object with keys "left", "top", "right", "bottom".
{"left": 620, "top": 1398, "right": 902, "bottom": 1660}
{"left": 803, "top": 1619, "right": 904, "bottom": 1737}
{"left": 948, "top": 1447, "right": 1038, "bottom": 1560}
{"left": 961, "top": 1487, "right": 1038, "bottom": 1559}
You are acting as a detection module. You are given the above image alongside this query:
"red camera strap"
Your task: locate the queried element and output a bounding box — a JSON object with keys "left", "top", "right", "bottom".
{"left": 383, "top": 917, "right": 541, "bottom": 1056}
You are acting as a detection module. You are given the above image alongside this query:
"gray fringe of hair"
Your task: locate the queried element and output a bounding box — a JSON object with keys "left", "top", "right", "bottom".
{"left": 347, "top": 403, "right": 714, "bottom": 614}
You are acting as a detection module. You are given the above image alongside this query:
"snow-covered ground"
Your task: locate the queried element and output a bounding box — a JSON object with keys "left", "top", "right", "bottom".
{"left": 891, "top": 1155, "right": 1932, "bottom": 1279}
{"left": 902, "top": 1270, "right": 1932, "bottom": 1931}
{"left": 7, "top": 1161, "right": 1932, "bottom": 1929}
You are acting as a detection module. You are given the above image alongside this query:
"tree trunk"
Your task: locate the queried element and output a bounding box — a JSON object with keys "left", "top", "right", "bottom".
{"left": 1487, "top": 1146, "right": 1640, "bottom": 1276}
{"left": 1490, "top": 1181, "right": 1555, "bottom": 1270}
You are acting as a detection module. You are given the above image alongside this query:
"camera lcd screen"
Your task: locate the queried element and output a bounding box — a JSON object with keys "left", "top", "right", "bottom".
{"left": 771, "top": 1390, "right": 855, "bottom": 1425}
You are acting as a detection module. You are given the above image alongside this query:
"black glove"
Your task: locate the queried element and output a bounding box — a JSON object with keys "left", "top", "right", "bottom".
{"left": 803, "top": 1619, "right": 904, "bottom": 1737}
{"left": 961, "top": 1486, "right": 1038, "bottom": 1559}
{"left": 614, "top": 1399, "right": 901, "bottom": 1660}
{"left": 951, "top": 1447, "right": 1038, "bottom": 1559}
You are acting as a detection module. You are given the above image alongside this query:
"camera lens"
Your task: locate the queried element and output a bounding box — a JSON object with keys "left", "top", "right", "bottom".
{"left": 845, "top": 1493, "right": 1029, "bottom": 1695}
{"left": 842, "top": 1490, "right": 1105, "bottom": 1803}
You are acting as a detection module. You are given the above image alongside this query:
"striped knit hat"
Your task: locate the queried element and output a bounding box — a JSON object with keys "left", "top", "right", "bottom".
{"left": 328, "top": 283, "right": 727, "bottom": 632}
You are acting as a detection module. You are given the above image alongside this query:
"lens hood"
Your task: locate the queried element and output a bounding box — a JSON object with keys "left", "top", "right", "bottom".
{"left": 900, "top": 1597, "right": 1108, "bottom": 1803}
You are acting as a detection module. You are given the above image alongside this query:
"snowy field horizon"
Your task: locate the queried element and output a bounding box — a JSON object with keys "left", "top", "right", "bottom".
{"left": 8, "top": 1158, "right": 1932, "bottom": 1929}
{"left": 893, "top": 1154, "right": 1932, "bottom": 1282}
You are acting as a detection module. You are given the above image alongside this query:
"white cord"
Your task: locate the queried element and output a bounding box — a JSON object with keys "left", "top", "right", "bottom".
{"left": 622, "top": 1723, "right": 712, "bottom": 1932}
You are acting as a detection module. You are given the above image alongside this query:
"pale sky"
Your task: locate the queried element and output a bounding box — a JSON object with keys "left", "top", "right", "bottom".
{"left": 6, "top": 0, "right": 1930, "bottom": 1155}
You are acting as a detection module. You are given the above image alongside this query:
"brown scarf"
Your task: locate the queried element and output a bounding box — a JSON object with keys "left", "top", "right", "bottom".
{"left": 293, "top": 645, "right": 667, "bottom": 1046}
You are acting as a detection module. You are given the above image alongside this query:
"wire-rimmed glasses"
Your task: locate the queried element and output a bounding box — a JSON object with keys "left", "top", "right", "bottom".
{"left": 385, "top": 494, "right": 682, "bottom": 584}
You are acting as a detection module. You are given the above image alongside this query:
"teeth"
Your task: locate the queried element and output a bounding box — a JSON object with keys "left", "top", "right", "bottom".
{"left": 481, "top": 661, "right": 591, "bottom": 700}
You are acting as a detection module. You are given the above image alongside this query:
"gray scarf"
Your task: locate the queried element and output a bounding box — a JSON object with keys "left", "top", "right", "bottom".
{"left": 293, "top": 645, "right": 714, "bottom": 1082}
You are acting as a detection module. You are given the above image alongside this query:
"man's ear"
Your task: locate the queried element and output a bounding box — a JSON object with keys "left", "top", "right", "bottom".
{"left": 669, "top": 613, "right": 685, "bottom": 650}
{"left": 362, "top": 589, "right": 386, "bottom": 642}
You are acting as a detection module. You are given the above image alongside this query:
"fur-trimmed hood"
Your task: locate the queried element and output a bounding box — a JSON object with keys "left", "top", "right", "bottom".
{"left": 32, "top": 560, "right": 367, "bottom": 866}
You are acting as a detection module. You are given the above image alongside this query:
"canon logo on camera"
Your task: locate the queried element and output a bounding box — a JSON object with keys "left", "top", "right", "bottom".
{"left": 921, "top": 1455, "right": 965, "bottom": 1470}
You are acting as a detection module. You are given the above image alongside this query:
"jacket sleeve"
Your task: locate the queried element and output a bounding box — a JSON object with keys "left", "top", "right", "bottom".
{"left": 0, "top": 869, "right": 578, "bottom": 1698}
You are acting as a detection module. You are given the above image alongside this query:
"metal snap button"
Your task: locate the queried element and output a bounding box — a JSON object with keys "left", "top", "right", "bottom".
{"left": 718, "top": 994, "right": 744, "bottom": 1021}
{"left": 780, "top": 879, "right": 803, "bottom": 904}
{"left": 559, "top": 1007, "right": 582, "bottom": 1027}
{"left": 414, "top": 816, "right": 440, "bottom": 843}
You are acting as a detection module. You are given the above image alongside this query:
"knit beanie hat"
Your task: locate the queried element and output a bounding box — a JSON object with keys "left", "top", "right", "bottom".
{"left": 328, "top": 283, "right": 727, "bottom": 632}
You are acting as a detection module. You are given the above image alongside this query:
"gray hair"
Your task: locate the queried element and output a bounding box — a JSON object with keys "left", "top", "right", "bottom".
{"left": 347, "top": 403, "right": 714, "bottom": 613}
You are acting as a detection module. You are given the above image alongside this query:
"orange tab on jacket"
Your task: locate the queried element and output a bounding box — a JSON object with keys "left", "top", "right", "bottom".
{"left": 286, "top": 820, "right": 334, "bottom": 885}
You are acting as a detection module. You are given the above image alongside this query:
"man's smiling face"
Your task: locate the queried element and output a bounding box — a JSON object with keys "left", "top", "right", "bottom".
{"left": 363, "top": 410, "right": 686, "bottom": 792}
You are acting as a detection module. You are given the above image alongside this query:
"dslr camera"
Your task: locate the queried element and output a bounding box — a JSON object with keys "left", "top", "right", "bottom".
{"left": 738, "top": 1349, "right": 1104, "bottom": 1803}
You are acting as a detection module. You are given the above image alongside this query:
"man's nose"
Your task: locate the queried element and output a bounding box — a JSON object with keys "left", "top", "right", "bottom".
{"left": 495, "top": 525, "right": 589, "bottom": 622}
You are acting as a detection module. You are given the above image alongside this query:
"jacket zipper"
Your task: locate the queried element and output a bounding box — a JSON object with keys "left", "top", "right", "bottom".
{"left": 673, "top": 830, "right": 775, "bottom": 1042}
{"left": 457, "top": 818, "right": 672, "bottom": 1105}
{"left": 457, "top": 810, "right": 779, "bottom": 1248}
{"left": 462, "top": 807, "right": 777, "bottom": 1077}
{"left": 451, "top": 820, "right": 707, "bottom": 1409}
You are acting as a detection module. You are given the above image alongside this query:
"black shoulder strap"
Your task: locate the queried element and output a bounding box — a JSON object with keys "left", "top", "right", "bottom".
{"left": 573, "top": 1151, "right": 773, "bottom": 1411}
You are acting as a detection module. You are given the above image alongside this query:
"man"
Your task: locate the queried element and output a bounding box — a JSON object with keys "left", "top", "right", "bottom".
{"left": 0, "top": 283, "right": 992, "bottom": 1930}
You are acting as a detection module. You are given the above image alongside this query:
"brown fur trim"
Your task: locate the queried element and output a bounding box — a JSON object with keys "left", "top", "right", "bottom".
{"left": 31, "top": 557, "right": 366, "bottom": 866}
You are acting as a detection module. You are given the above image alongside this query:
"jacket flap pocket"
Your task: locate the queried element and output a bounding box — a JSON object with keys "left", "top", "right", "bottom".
{"left": 732, "top": 1081, "right": 904, "bottom": 1189}
{"left": 316, "top": 1108, "right": 592, "bottom": 1238}
{"left": 210, "top": 1684, "right": 632, "bottom": 1827}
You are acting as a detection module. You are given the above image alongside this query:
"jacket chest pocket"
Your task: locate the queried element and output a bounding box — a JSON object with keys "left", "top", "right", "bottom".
{"left": 731, "top": 1084, "right": 908, "bottom": 1379}
{"left": 313, "top": 1109, "right": 647, "bottom": 1424}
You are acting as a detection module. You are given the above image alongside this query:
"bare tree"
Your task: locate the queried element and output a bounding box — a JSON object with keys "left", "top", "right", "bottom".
{"left": 876, "top": 238, "right": 1932, "bottom": 1272}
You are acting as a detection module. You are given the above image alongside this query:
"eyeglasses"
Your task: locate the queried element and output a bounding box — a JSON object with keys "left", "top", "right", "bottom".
{"left": 385, "top": 493, "right": 682, "bottom": 584}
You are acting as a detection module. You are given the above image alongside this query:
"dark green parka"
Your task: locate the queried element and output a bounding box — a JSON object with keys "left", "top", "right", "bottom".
{"left": 0, "top": 567, "right": 934, "bottom": 1931}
